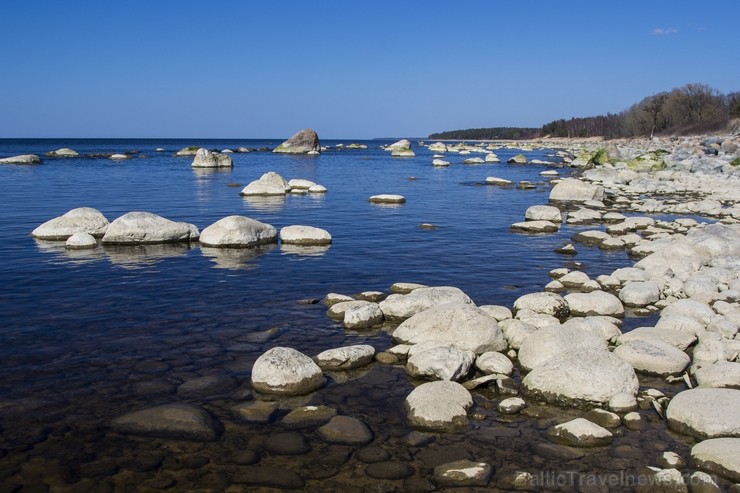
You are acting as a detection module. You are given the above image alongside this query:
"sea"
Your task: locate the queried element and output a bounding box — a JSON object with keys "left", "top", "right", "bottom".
{"left": 0, "top": 138, "right": 695, "bottom": 491}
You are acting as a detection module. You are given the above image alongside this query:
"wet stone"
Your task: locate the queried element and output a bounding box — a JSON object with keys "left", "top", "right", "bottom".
{"left": 231, "top": 401, "right": 278, "bottom": 424}
{"left": 318, "top": 416, "right": 373, "bottom": 445}
{"left": 230, "top": 449, "right": 260, "bottom": 465}
{"left": 131, "top": 380, "right": 176, "bottom": 396}
{"left": 281, "top": 405, "right": 337, "bottom": 429}
{"left": 583, "top": 408, "right": 622, "bottom": 429}
{"left": 134, "top": 360, "right": 171, "bottom": 374}
{"left": 434, "top": 459, "right": 493, "bottom": 487}
{"left": 264, "top": 431, "right": 311, "bottom": 455}
{"left": 365, "top": 461, "right": 415, "bottom": 480}
{"left": 144, "top": 475, "right": 176, "bottom": 490}
{"left": 356, "top": 446, "right": 391, "bottom": 463}
{"left": 77, "top": 458, "right": 119, "bottom": 478}
{"left": 402, "top": 431, "right": 436, "bottom": 447}
{"left": 375, "top": 352, "right": 399, "bottom": 364}
{"left": 231, "top": 466, "right": 305, "bottom": 490}
{"left": 533, "top": 442, "right": 586, "bottom": 460}
{"left": 176, "top": 375, "right": 235, "bottom": 399}
{"left": 111, "top": 404, "right": 222, "bottom": 442}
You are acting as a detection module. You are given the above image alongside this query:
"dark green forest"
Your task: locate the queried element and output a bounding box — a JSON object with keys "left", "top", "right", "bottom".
{"left": 429, "top": 83, "right": 740, "bottom": 140}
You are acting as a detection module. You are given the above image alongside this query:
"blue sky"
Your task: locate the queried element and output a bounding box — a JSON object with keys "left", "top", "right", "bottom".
{"left": 2, "top": 1, "right": 738, "bottom": 139}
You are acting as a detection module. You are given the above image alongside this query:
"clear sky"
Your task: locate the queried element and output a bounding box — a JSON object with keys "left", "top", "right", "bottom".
{"left": 2, "top": 0, "right": 738, "bottom": 139}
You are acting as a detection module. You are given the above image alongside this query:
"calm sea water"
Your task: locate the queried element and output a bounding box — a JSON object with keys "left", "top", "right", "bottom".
{"left": 0, "top": 139, "right": 689, "bottom": 491}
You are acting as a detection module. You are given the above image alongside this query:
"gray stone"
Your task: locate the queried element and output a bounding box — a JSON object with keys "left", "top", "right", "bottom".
{"left": 374, "top": 290, "right": 456, "bottom": 320}
{"left": 549, "top": 178, "right": 605, "bottom": 202}
{"left": 264, "top": 431, "right": 310, "bottom": 455}
{"left": 318, "top": 415, "right": 373, "bottom": 445}
{"left": 231, "top": 466, "right": 304, "bottom": 489}
{"left": 498, "top": 319, "right": 538, "bottom": 350}
{"left": 518, "top": 326, "right": 607, "bottom": 372}
{"left": 525, "top": 205, "right": 562, "bottom": 222}
{"left": 565, "top": 290, "right": 625, "bottom": 317}
{"left": 560, "top": 316, "right": 622, "bottom": 343}
{"left": 281, "top": 405, "right": 337, "bottom": 429}
{"left": 583, "top": 408, "right": 621, "bottom": 428}
{"left": 405, "top": 381, "right": 473, "bottom": 432}
{"left": 392, "top": 303, "right": 506, "bottom": 354}
{"left": 695, "top": 361, "right": 740, "bottom": 389}
{"left": 240, "top": 171, "right": 290, "bottom": 196}
{"left": 199, "top": 215, "right": 277, "bottom": 248}
{"left": 510, "top": 220, "right": 559, "bottom": 233}
{"left": 406, "top": 346, "right": 475, "bottom": 381}
{"left": 523, "top": 349, "right": 639, "bottom": 407}
{"left": 365, "top": 461, "right": 414, "bottom": 480}
{"left": 613, "top": 339, "right": 690, "bottom": 376}
{"left": 619, "top": 281, "right": 661, "bottom": 307}
{"left": 666, "top": 388, "right": 740, "bottom": 438}
{"left": 691, "top": 438, "right": 740, "bottom": 483}
{"left": 475, "top": 351, "right": 513, "bottom": 376}
{"left": 102, "top": 212, "right": 198, "bottom": 244}
{"left": 111, "top": 404, "right": 222, "bottom": 441}
{"left": 479, "top": 305, "right": 513, "bottom": 321}
{"left": 315, "top": 345, "right": 375, "bottom": 371}
{"left": 65, "top": 232, "right": 98, "bottom": 249}
{"left": 513, "top": 292, "right": 569, "bottom": 320}
{"left": 191, "top": 148, "right": 232, "bottom": 168}
{"left": 32, "top": 207, "right": 110, "bottom": 240}
{"left": 617, "top": 327, "right": 696, "bottom": 351}
{"left": 434, "top": 459, "right": 493, "bottom": 487}
{"left": 498, "top": 397, "right": 526, "bottom": 414}
{"left": 251, "top": 347, "right": 325, "bottom": 396}
{"left": 609, "top": 392, "right": 638, "bottom": 413}
{"left": 279, "top": 225, "right": 331, "bottom": 246}
{"left": 368, "top": 194, "right": 405, "bottom": 204}
{"left": 47, "top": 147, "right": 78, "bottom": 157}
{"left": 0, "top": 154, "right": 41, "bottom": 164}
{"left": 342, "top": 301, "right": 384, "bottom": 330}
{"left": 548, "top": 418, "right": 613, "bottom": 447}
{"left": 273, "top": 128, "right": 320, "bottom": 154}
{"left": 232, "top": 401, "right": 278, "bottom": 424}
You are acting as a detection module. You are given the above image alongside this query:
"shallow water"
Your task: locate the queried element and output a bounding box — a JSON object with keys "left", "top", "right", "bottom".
{"left": 0, "top": 139, "right": 713, "bottom": 491}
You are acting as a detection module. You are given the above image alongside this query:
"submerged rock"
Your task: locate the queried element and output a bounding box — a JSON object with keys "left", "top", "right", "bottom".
{"left": 251, "top": 347, "right": 325, "bottom": 396}
{"left": 434, "top": 459, "right": 493, "bottom": 487}
{"left": 273, "top": 128, "right": 321, "bottom": 154}
{"left": 32, "top": 207, "right": 110, "bottom": 240}
{"left": 101, "top": 212, "right": 198, "bottom": 244}
{"left": 199, "top": 216, "right": 277, "bottom": 248}
{"left": 318, "top": 415, "right": 373, "bottom": 445}
{"left": 111, "top": 404, "right": 222, "bottom": 441}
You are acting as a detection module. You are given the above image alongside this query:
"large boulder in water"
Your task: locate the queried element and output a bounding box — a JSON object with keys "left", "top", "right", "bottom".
{"left": 191, "top": 148, "right": 233, "bottom": 168}
{"left": 111, "top": 404, "right": 222, "bottom": 441}
{"left": 379, "top": 286, "right": 474, "bottom": 321}
{"left": 549, "top": 178, "right": 605, "bottom": 203}
{"left": 251, "top": 347, "right": 325, "bottom": 396}
{"left": 240, "top": 171, "right": 291, "bottom": 196}
{"left": 199, "top": 216, "right": 277, "bottom": 248}
{"left": 32, "top": 207, "right": 110, "bottom": 240}
{"left": 0, "top": 154, "right": 41, "bottom": 164}
{"left": 101, "top": 212, "right": 199, "bottom": 244}
{"left": 691, "top": 438, "right": 740, "bottom": 483}
{"left": 273, "top": 128, "right": 320, "bottom": 154}
{"left": 522, "top": 348, "right": 639, "bottom": 407}
{"left": 392, "top": 303, "right": 506, "bottom": 354}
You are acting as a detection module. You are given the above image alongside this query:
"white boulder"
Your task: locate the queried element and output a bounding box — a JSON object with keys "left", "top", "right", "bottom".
{"left": 666, "top": 388, "right": 740, "bottom": 438}
{"left": 191, "top": 148, "right": 232, "bottom": 168}
{"left": 251, "top": 347, "right": 325, "bottom": 395}
{"left": 279, "top": 225, "right": 331, "bottom": 246}
{"left": 404, "top": 381, "right": 473, "bottom": 432}
{"left": 379, "top": 286, "right": 473, "bottom": 321}
{"left": 101, "top": 212, "right": 198, "bottom": 244}
{"left": 199, "top": 216, "right": 277, "bottom": 247}
{"left": 32, "top": 207, "right": 110, "bottom": 240}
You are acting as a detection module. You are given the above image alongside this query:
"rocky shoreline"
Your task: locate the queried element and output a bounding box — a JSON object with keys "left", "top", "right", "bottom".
{"left": 13, "top": 134, "right": 740, "bottom": 491}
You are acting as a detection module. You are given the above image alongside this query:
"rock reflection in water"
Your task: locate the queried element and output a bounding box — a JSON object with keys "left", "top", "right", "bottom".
{"left": 280, "top": 244, "right": 331, "bottom": 257}
{"left": 34, "top": 239, "right": 106, "bottom": 264}
{"left": 242, "top": 195, "right": 286, "bottom": 212}
{"left": 103, "top": 243, "right": 191, "bottom": 268}
{"left": 200, "top": 244, "right": 275, "bottom": 269}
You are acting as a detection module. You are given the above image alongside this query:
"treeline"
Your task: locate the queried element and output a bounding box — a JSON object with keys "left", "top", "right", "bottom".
{"left": 428, "top": 127, "right": 540, "bottom": 140}
{"left": 429, "top": 83, "right": 740, "bottom": 140}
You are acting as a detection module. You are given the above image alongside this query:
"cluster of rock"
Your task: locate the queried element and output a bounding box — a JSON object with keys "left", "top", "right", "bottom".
{"left": 383, "top": 139, "right": 415, "bottom": 158}
{"left": 32, "top": 207, "right": 331, "bottom": 251}
{"left": 240, "top": 171, "right": 327, "bottom": 196}
{"left": 190, "top": 148, "right": 232, "bottom": 168}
